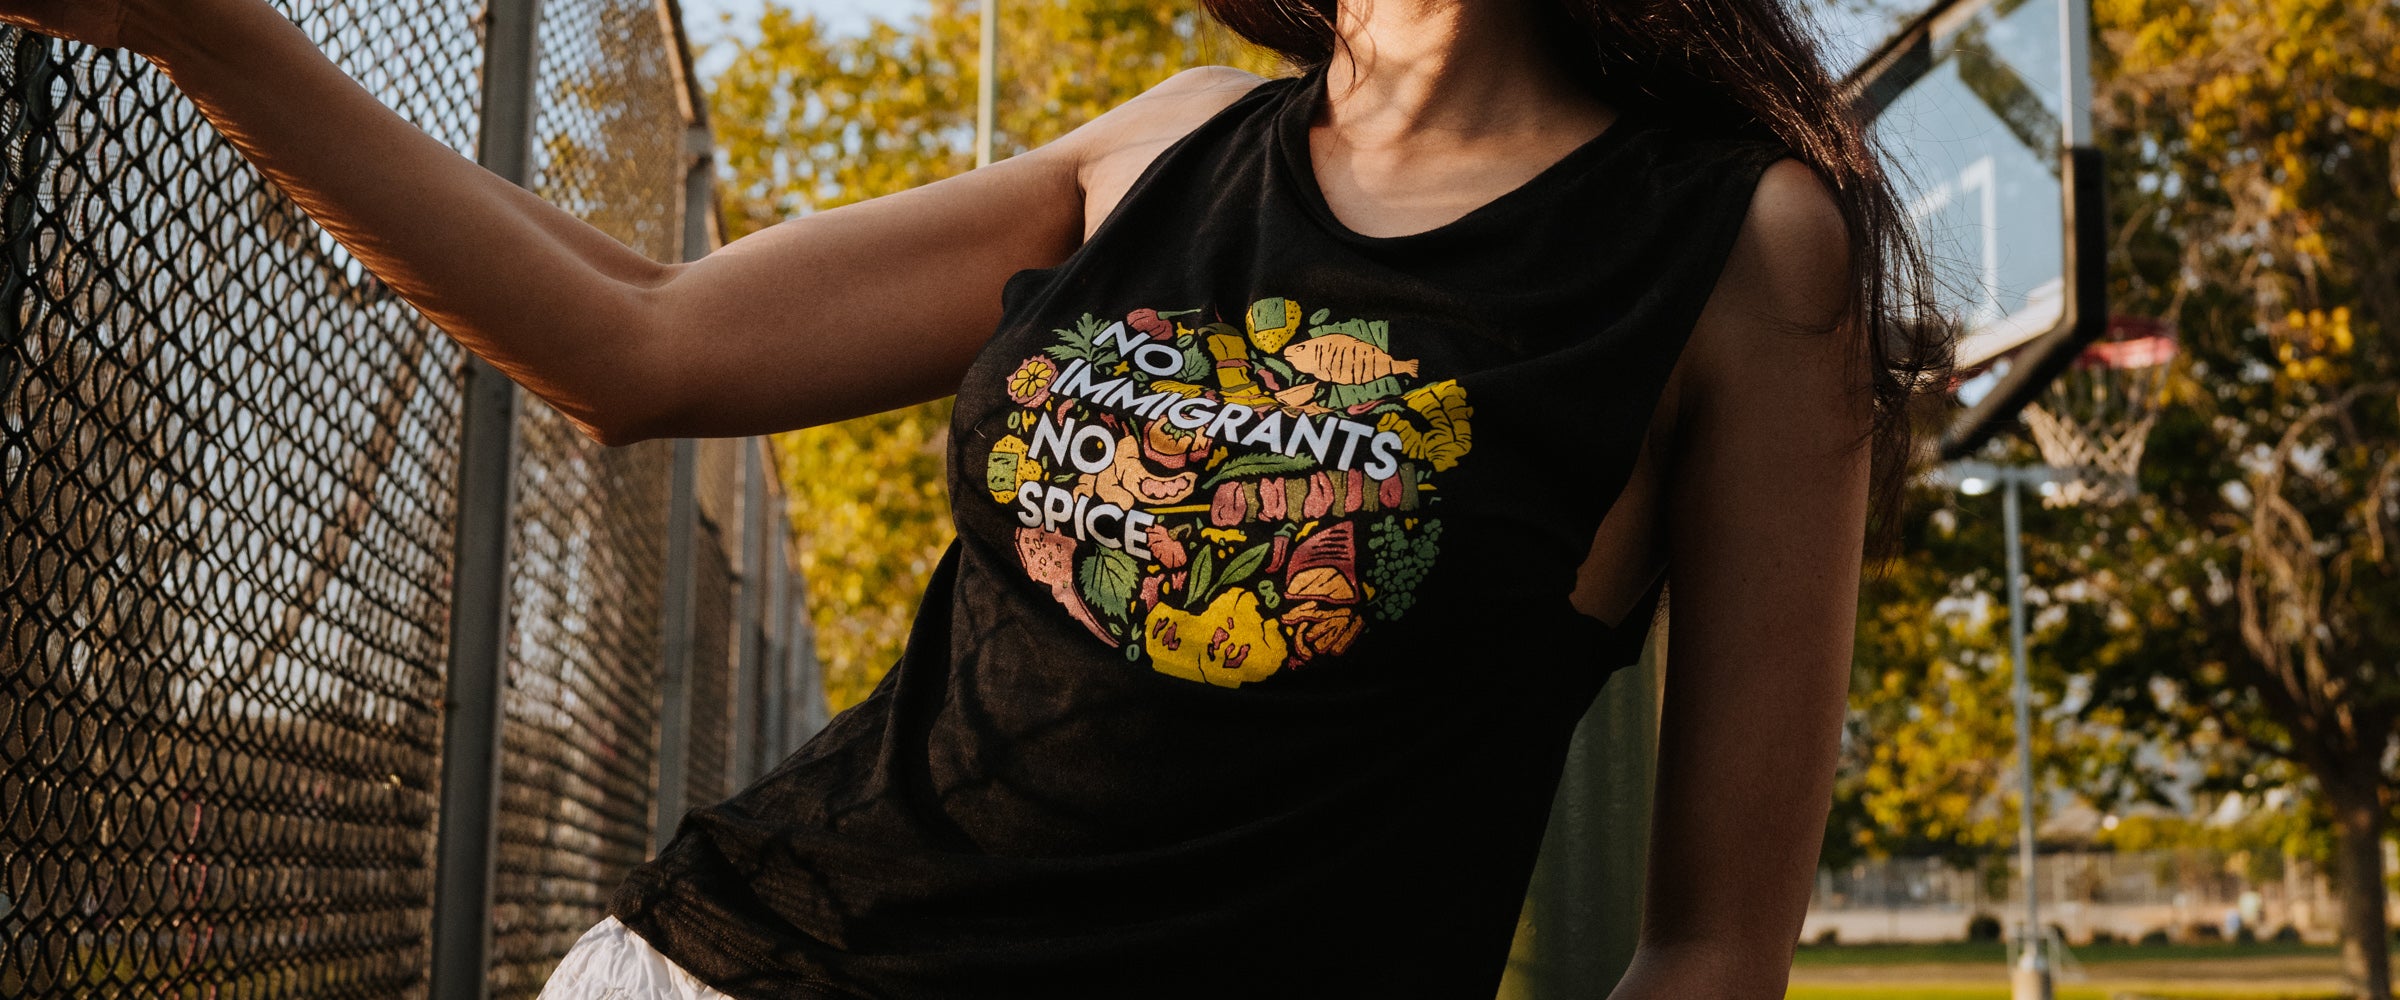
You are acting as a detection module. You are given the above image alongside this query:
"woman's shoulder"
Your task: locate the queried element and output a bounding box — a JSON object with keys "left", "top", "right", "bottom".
{"left": 1060, "top": 67, "right": 1285, "bottom": 237}
{"left": 1610, "top": 113, "right": 1794, "bottom": 187}
{"left": 1089, "top": 65, "right": 1281, "bottom": 139}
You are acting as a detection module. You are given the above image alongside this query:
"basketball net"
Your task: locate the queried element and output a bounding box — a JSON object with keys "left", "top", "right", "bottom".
{"left": 2017, "top": 317, "right": 2178, "bottom": 508}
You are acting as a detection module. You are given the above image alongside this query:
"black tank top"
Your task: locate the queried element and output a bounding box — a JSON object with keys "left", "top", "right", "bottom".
{"left": 610, "top": 67, "right": 1790, "bottom": 999}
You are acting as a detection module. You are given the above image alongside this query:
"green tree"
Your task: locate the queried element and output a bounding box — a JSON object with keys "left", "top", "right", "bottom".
{"left": 1820, "top": 12, "right": 2399, "bottom": 988}
{"left": 704, "top": 0, "right": 1272, "bottom": 712}
{"left": 1832, "top": 492, "right": 2165, "bottom": 872}
{"left": 2062, "top": 1, "right": 2400, "bottom": 993}
{"left": 1836, "top": 0, "right": 2400, "bottom": 989}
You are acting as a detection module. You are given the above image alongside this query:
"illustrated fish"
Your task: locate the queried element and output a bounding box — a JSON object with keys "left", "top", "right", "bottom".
{"left": 1282, "top": 333, "right": 1419, "bottom": 384}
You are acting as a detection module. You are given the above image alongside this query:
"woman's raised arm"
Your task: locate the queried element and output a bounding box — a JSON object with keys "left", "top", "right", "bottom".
{"left": 0, "top": 0, "right": 1245, "bottom": 445}
{"left": 1607, "top": 157, "right": 1873, "bottom": 1000}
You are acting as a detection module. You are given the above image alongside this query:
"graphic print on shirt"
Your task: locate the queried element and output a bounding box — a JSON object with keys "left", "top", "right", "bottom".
{"left": 986, "top": 297, "right": 1472, "bottom": 688}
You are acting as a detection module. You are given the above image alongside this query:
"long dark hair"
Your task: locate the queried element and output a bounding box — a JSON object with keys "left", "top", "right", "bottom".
{"left": 1201, "top": 0, "right": 1953, "bottom": 567}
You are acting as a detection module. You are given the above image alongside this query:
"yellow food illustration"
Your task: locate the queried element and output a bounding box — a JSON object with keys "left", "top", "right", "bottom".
{"left": 1205, "top": 329, "right": 1275, "bottom": 406}
{"left": 1005, "top": 356, "right": 1058, "bottom": 405}
{"left": 1144, "top": 588, "right": 1288, "bottom": 689}
{"left": 1401, "top": 378, "right": 1473, "bottom": 471}
{"left": 987, "top": 435, "right": 1030, "bottom": 503}
{"left": 1375, "top": 411, "right": 1420, "bottom": 463}
{"left": 1247, "top": 297, "right": 1303, "bottom": 353}
{"left": 1282, "top": 333, "right": 1421, "bottom": 384}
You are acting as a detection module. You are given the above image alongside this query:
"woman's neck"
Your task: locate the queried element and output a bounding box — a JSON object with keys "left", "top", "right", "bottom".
{"left": 1319, "top": 0, "right": 1611, "bottom": 148}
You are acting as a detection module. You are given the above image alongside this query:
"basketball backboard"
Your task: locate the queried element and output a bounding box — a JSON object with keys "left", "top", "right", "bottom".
{"left": 1844, "top": 0, "right": 2107, "bottom": 460}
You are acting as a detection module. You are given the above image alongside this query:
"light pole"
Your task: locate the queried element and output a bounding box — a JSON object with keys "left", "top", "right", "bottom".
{"left": 974, "top": 0, "right": 997, "bottom": 168}
{"left": 1943, "top": 459, "right": 2064, "bottom": 1000}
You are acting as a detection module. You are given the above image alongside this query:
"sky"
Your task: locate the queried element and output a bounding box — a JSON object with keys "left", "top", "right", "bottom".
{"left": 679, "top": 0, "right": 924, "bottom": 77}
{"left": 675, "top": 0, "right": 1915, "bottom": 79}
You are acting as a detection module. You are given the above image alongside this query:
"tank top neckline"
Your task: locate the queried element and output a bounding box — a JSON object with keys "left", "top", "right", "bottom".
{"left": 1271, "top": 65, "right": 1643, "bottom": 247}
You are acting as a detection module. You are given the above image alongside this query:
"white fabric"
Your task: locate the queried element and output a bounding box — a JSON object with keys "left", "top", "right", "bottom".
{"left": 536, "top": 915, "right": 732, "bottom": 1000}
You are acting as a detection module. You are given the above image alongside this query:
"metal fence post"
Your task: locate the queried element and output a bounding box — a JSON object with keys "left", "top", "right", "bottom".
{"left": 794, "top": 592, "right": 829, "bottom": 738}
{"left": 730, "top": 438, "right": 767, "bottom": 786}
{"left": 763, "top": 498, "right": 790, "bottom": 762}
{"left": 653, "top": 441, "right": 699, "bottom": 851}
{"left": 775, "top": 515, "right": 810, "bottom": 751}
{"left": 651, "top": 119, "right": 715, "bottom": 855}
{"left": 429, "top": 0, "right": 541, "bottom": 995}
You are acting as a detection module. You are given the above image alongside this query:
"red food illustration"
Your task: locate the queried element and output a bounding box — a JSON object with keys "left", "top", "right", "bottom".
{"left": 1211, "top": 482, "right": 1244, "bottom": 526}
{"left": 1127, "top": 307, "right": 1175, "bottom": 340}
{"left": 1016, "top": 525, "right": 1115, "bottom": 645}
{"left": 1303, "top": 472, "right": 1333, "bottom": 519}
{"left": 1284, "top": 522, "right": 1359, "bottom": 606}
{"left": 1147, "top": 522, "right": 1187, "bottom": 569}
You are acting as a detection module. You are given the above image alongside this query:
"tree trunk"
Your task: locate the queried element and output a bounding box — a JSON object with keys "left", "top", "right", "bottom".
{"left": 2330, "top": 780, "right": 2393, "bottom": 1000}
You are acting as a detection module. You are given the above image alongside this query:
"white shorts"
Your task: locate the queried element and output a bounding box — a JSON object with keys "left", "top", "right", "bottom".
{"left": 536, "top": 915, "right": 732, "bottom": 1000}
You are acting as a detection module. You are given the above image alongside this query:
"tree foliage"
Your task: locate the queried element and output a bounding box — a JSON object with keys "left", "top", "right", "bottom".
{"left": 2078, "top": 2, "right": 2398, "bottom": 991}
{"left": 704, "top": 0, "right": 1272, "bottom": 711}
{"left": 1834, "top": 492, "right": 2165, "bottom": 871}
{"left": 1833, "top": 0, "right": 2397, "bottom": 991}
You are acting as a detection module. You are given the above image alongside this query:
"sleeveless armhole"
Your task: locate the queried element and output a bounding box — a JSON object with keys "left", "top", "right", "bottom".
{"left": 997, "top": 74, "right": 1292, "bottom": 315}
{"left": 1586, "top": 142, "right": 1797, "bottom": 672}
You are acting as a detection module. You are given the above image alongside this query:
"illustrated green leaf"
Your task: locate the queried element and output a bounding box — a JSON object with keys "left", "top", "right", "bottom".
{"left": 1199, "top": 449, "right": 1321, "bottom": 487}
{"left": 1178, "top": 347, "right": 1213, "bottom": 382}
{"left": 1184, "top": 543, "right": 1218, "bottom": 610}
{"left": 1214, "top": 540, "right": 1275, "bottom": 594}
{"left": 1308, "top": 316, "right": 1390, "bottom": 350}
{"left": 1079, "top": 546, "right": 1141, "bottom": 626}
{"left": 1319, "top": 375, "right": 1403, "bottom": 410}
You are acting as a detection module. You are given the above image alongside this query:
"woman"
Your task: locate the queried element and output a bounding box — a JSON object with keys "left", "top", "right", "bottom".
{"left": 4, "top": 0, "right": 1944, "bottom": 993}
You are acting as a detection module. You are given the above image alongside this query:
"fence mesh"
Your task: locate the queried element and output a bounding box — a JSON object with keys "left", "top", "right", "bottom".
{"left": 0, "top": 1, "right": 819, "bottom": 996}
{"left": 489, "top": 424, "right": 674, "bottom": 998}
{"left": 685, "top": 490, "right": 738, "bottom": 810}
{"left": 2, "top": 11, "right": 481, "bottom": 993}
{"left": 485, "top": 0, "right": 690, "bottom": 993}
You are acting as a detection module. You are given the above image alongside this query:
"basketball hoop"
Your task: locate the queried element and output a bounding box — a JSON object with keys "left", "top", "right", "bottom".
{"left": 2018, "top": 316, "right": 2177, "bottom": 507}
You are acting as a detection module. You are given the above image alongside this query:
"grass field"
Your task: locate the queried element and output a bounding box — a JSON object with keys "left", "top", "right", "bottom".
{"left": 1787, "top": 987, "right": 2348, "bottom": 1000}
{"left": 1783, "top": 940, "right": 2386, "bottom": 1000}
{"left": 1792, "top": 941, "right": 2343, "bottom": 966}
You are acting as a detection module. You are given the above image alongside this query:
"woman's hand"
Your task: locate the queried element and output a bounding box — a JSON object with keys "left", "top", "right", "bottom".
{"left": 0, "top": 0, "right": 128, "bottom": 49}
{"left": 1612, "top": 156, "right": 1871, "bottom": 1000}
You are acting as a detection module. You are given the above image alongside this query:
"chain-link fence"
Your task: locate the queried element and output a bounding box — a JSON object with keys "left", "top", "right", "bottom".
{"left": 0, "top": 0, "right": 824, "bottom": 995}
